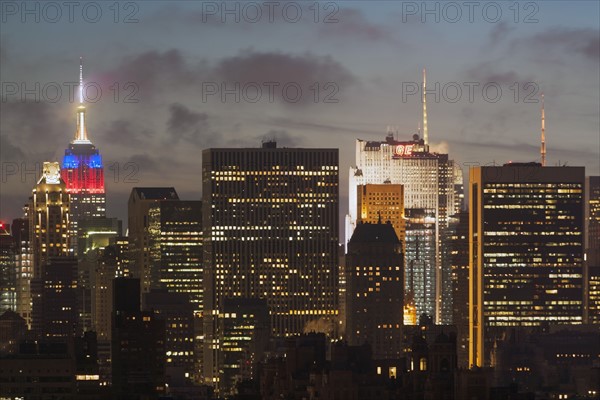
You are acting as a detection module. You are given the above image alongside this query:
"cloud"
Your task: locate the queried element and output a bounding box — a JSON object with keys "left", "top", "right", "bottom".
{"left": 231, "top": 129, "right": 305, "bottom": 148}
{"left": 0, "top": 134, "right": 26, "bottom": 162}
{"left": 0, "top": 102, "right": 68, "bottom": 160}
{"left": 166, "top": 103, "right": 215, "bottom": 145}
{"left": 268, "top": 117, "right": 380, "bottom": 136}
{"left": 511, "top": 27, "right": 600, "bottom": 63}
{"left": 103, "top": 119, "right": 154, "bottom": 146}
{"left": 429, "top": 140, "right": 449, "bottom": 154}
{"left": 318, "top": 8, "right": 395, "bottom": 43}
{"left": 100, "top": 50, "right": 206, "bottom": 103}
{"left": 213, "top": 50, "right": 356, "bottom": 105}
{"left": 488, "top": 21, "right": 515, "bottom": 47}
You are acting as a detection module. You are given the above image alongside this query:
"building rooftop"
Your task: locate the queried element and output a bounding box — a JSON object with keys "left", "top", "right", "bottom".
{"left": 132, "top": 187, "right": 179, "bottom": 200}
{"left": 349, "top": 221, "right": 400, "bottom": 245}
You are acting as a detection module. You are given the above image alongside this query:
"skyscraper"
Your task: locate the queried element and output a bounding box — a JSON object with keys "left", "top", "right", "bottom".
{"left": 128, "top": 188, "right": 203, "bottom": 313}
{"left": 469, "top": 164, "right": 585, "bottom": 367}
{"left": 345, "top": 221, "right": 404, "bottom": 360}
{"left": 11, "top": 215, "right": 32, "bottom": 327}
{"left": 585, "top": 177, "right": 600, "bottom": 256}
{"left": 111, "top": 277, "right": 166, "bottom": 398}
{"left": 449, "top": 211, "right": 469, "bottom": 368}
{"left": 347, "top": 131, "right": 461, "bottom": 322}
{"left": 0, "top": 223, "right": 16, "bottom": 312}
{"left": 347, "top": 81, "right": 462, "bottom": 323}
{"left": 202, "top": 142, "right": 339, "bottom": 388}
{"left": 585, "top": 176, "right": 600, "bottom": 324}
{"left": 29, "top": 162, "right": 70, "bottom": 279}
{"left": 61, "top": 59, "right": 106, "bottom": 256}
{"left": 356, "top": 183, "right": 405, "bottom": 244}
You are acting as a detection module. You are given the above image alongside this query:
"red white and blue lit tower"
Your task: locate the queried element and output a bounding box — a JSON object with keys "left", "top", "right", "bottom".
{"left": 61, "top": 59, "right": 106, "bottom": 254}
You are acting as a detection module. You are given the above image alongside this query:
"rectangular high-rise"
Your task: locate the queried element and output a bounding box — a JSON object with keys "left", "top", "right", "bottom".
{"left": 356, "top": 183, "right": 405, "bottom": 244}
{"left": 469, "top": 164, "right": 585, "bottom": 367}
{"left": 202, "top": 142, "right": 339, "bottom": 387}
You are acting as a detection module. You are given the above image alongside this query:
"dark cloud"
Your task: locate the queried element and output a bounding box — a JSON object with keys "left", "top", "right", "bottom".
{"left": 511, "top": 27, "right": 600, "bottom": 62}
{"left": 214, "top": 50, "right": 356, "bottom": 105}
{"left": 166, "top": 103, "right": 215, "bottom": 145}
{"left": 231, "top": 129, "right": 304, "bottom": 148}
{"left": 103, "top": 119, "right": 154, "bottom": 146}
{"left": 318, "top": 8, "right": 395, "bottom": 43}
{"left": 488, "top": 22, "right": 515, "bottom": 47}
{"left": 465, "top": 61, "right": 536, "bottom": 86}
{"left": 0, "top": 102, "right": 68, "bottom": 160}
{"left": 100, "top": 50, "right": 206, "bottom": 102}
{"left": 0, "top": 134, "right": 26, "bottom": 162}
{"left": 268, "top": 117, "right": 380, "bottom": 136}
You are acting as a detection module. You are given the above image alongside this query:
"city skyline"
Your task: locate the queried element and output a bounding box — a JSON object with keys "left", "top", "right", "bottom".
{"left": 1, "top": 1, "right": 599, "bottom": 228}
{"left": 0, "top": 2, "right": 599, "bottom": 399}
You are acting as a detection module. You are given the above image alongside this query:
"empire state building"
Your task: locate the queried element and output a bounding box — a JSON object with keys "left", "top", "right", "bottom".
{"left": 61, "top": 59, "right": 106, "bottom": 255}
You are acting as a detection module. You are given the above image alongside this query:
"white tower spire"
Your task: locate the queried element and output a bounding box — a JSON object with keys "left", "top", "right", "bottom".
{"left": 422, "top": 68, "right": 428, "bottom": 146}
{"left": 541, "top": 93, "right": 546, "bottom": 166}
{"left": 74, "top": 57, "right": 90, "bottom": 143}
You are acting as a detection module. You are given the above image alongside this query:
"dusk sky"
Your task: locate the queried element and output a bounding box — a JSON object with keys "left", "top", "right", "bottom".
{"left": 1, "top": 1, "right": 599, "bottom": 230}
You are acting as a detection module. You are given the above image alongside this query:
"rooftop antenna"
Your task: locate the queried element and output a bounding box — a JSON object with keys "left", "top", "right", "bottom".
{"left": 422, "top": 68, "right": 428, "bottom": 146}
{"left": 541, "top": 93, "right": 546, "bottom": 167}
{"left": 74, "top": 57, "right": 90, "bottom": 143}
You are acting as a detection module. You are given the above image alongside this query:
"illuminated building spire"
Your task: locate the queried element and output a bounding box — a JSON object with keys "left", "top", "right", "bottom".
{"left": 422, "top": 68, "right": 428, "bottom": 146}
{"left": 74, "top": 57, "right": 90, "bottom": 143}
{"left": 541, "top": 93, "right": 546, "bottom": 166}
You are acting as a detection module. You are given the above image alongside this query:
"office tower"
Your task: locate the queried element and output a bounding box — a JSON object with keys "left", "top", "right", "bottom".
{"left": 29, "top": 162, "right": 71, "bottom": 335}
{"left": 112, "top": 277, "right": 166, "bottom": 399}
{"left": 356, "top": 183, "right": 405, "bottom": 243}
{"left": 585, "top": 177, "right": 600, "bottom": 256}
{"left": 347, "top": 71, "right": 462, "bottom": 324}
{"left": 449, "top": 211, "right": 469, "bottom": 368}
{"left": 588, "top": 266, "right": 600, "bottom": 325}
{"left": 145, "top": 290, "right": 196, "bottom": 386}
{"left": 61, "top": 59, "right": 106, "bottom": 256}
{"left": 31, "top": 257, "right": 79, "bottom": 337}
{"left": 347, "top": 133, "right": 461, "bottom": 323}
{"left": 128, "top": 189, "right": 203, "bottom": 310}
{"left": 404, "top": 208, "right": 437, "bottom": 323}
{"left": 202, "top": 142, "right": 339, "bottom": 388}
{"left": 345, "top": 221, "right": 404, "bottom": 360}
{"left": 78, "top": 217, "right": 121, "bottom": 332}
{"left": 585, "top": 177, "right": 600, "bottom": 324}
{"left": 469, "top": 164, "right": 585, "bottom": 367}
{"left": 0, "top": 223, "right": 16, "bottom": 312}
{"left": 11, "top": 215, "right": 32, "bottom": 326}
{"left": 29, "top": 162, "right": 70, "bottom": 278}
{"left": 220, "top": 298, "right": 269, "bottom": 396}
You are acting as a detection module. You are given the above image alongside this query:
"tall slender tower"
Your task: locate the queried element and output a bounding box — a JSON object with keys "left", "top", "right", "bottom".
{"left": 541, "top": 93, "right": 546, "bottom": 167}
{"left": 422, "top": 68, "right": 428, "bottom": 147}
{"left": 61, "top": 58, "right": 106, "bottom": 256}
